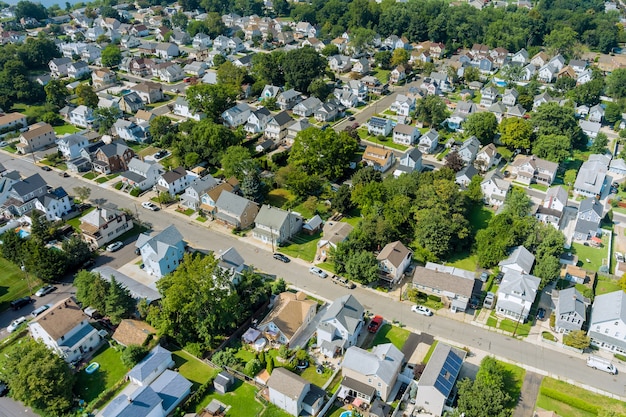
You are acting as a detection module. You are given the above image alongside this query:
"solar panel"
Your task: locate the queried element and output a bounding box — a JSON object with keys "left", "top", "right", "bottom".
{"left": 434, "top": 351, "right": 463, "bottom": 396}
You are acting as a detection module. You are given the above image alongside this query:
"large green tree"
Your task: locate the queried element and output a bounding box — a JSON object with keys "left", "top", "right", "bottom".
{"left": 463, "top": 112, "right": 498, "bottom": 145}
{"left": 281, "top": 46, "right": 326, "bottom": 92}
{"left": 532, "top": 134, "right": 571, "bottom": 163}
{"left": 605, "top": 69, "right": 626, "bottom": 99}
{"left": 75, "top": 84, "right": 98, "bottom": 108}
{"left": 456, "top": 357, "right": 512, "bottom": 417}
{"left": 288, "top": 128, "right": 358, "bottom": 179}
{"left": 44, "top": 79, "right": 69, "bottom": 108}
{"left": 101, "top": 44, "right": 122, "bottom": 68}
{"left": 414, "top": 95, "right": 449, "bottom": 126}
{"left": 499, "top": 117, "right": 532, "bottom": 150}
{"left": 186, "top": 83, "right": 239, "bottom": 122}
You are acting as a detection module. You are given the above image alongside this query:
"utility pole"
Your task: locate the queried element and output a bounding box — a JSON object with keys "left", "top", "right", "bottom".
{"left": 513, "top": 305, "right": 525, "bottom": 337}
{"left": 21, "top": 264, "right": 33, "bottom": 295}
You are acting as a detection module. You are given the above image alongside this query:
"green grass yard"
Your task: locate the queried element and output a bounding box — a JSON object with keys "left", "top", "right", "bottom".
{"left": 259, "top": 404, "right": 293, "bottom": 417}
{"left": 83, "top": 172, "right": 98, "bottom": 180}
{"left": 445, "top": 252, "right": 479, "bottom": 271}
{"left": 266, "top": 188, "right": 294, "bottom": 208}
{"left": 0, "top": 257, "right": 42, "bottom": 310}
{"left": 595, "top": 276, "right": 621, "bottom": 296}
{"left": 74, "top": 345, "right": 127, "bottom": 403}
{"left": 196, "top": 379, "right": 263, "bottom": 416}
{"left": 422, "top": 340, "right": 438, "bottom": 364}
{"left": 299, "top": 363, "right": 333, "bottom": 387}
{"left": 499, "top": 318, "right": 532, "bottom": 337}
{"left": 370, "top": 324, "right": 410, "bottom": 351}
{"left": 53, "top": 123, "right": 81, "bottom": 135}
{"left": 278, "top": 231, "right": 322, "bottom": 262}
{"left": 172, "top": 349, "right": 220, "bottom": 389}
{"left": 536, "top": 377, "right": 626, "bottom": 417}
{"left": 571, "top": 238, "right": 609, "bottom": 272}
{"left": 66, "top": 206, "right": 96, "bottom": 231}
{"left": 498, "top": 361, "right": 525, "bottom": 409}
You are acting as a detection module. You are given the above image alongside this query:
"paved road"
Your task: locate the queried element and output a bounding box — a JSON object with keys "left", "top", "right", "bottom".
{"left": 513, "top": 372, "right": 543, "bottom": 417}
{"left": 0, "top": 397, "right": 37, "bottom": 417}
{"left": 1, "top": 154, "right": 626, "bottom": 400}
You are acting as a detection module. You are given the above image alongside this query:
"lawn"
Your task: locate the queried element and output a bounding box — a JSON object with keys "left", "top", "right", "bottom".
{"left": 0, "top": 257, "right": 41, "bottom": 311}
{"left": 498, "top": 361, "right": 526, "bottom": 409}
{"left": 571, "top": 239, "right": 608, "bottom": 272}
{"left": 370, "top": 324, "right": 410, "bottom": 351}
{"left": 278, "top": 231, "right": 322, "bottom": 262}
{"left": 487, "top": 316, "right": 498, "bottom": 328}
{"left": 74, "top": 345, "right": 127, "bottom": 403}
{"left": 445, "top": 251, "right": 479, "bottom": 271}
{"left": 422, "top": 341, "right": 438, "bottom": 364}
{"left": 595, "top": 276, "right": 621, "bottom": 296}
{"left": 259, "top": 404, "right": 293, "bottom": 417}
{"left": 136, "top": 144, "right": 158, "bottom": 157}
{"left": 53, "top": 123, "right": 81, "bottom": 135}
{"left": 317, "top": 261, "right": 336, "bottom": 273}
{"left": 196, "top": 379, "right": 263, "bottom": 416}
{"left": 499, "top": 318, "right": 532, "bottom": 337}
{"left": 326, "top": 404, "right": 350, "bottom": 417}
{"left": 66, "top": 206, "right": 96, "bottom": 231}
{"left": 372, "top": 69, "right": 391, "bottom": 84}
{"left": 536, "top": 377, "right": 626, "bottom": 417}
{"left": 83, "top": 172, "right": 98, "bottom": 180}
{"left": 359, "top": 131, "right": 409, "bottom": 151}
{"left": 172, "top": 349, "right": 220, "bottom": 389}
{"left": 266, "top": 189, "right": 294, "bottom": 209}
{"left": 299, "top": 363, "right": 333, "bottom": 387}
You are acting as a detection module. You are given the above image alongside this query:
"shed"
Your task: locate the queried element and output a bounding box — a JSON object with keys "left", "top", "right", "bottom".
{"left": 214, "top": 371, "right": 235, "bottom": 394}
{"left": 302, "top": 215, "right": 323, "bottom": 234}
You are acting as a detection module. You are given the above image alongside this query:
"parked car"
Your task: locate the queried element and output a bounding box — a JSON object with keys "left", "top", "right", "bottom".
{"left": 10, "top": 296, "right": 33, "bottom": 310}
{"left": 31, "top": 304, "right": 52, "bottom": 318}
{"left": 273, "top": 253, "right": 290, "bottom": 263}
{"left": 141, "top": 201, "right": 159, "bottom": 211}
{"left": 40, "top": 165, "right": 52, "bottom": 171}
{"left": 331, "top": 275, "right": 356, "bottom": 289}
{"left": 309, "top": 266, "right": 328, "bottom": 278}
{"left": 0, "top": 141, "right": 8, "bottom": 147}
{"left": 411, "top": 305, "right": 433, "bottom": 316}
{"left": 368, "top": 315, "right": 383, "bottom": 333}
{"left": 154, "top": 150, "right": 168, "bottom": 159}
{"left": 59, "top": 172, "right": 69, "bottom": 177}
{"left": 537, "top": 308, "right": 546, "bottom": 320}
{"left": 7, "top": 316, "right": 27, "bottom": 333}
{"left": 106, "top": 241, "right": 124, "bottom": 252}
{"left": 35, "top": 284, "right": 57, "bottom": 297}
{"left": 483, "top": 292, "right": 496, "bottom": 309}
{"left": 480, "top": 272, "right": 489, "bottom": 282}
{"left": 0, "top": 381, "right": 8, "bottom": 396}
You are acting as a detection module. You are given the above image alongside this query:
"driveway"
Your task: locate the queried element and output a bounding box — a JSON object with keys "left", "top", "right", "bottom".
{"left": 513, "top": 372, "right": 543, "bottom": 417}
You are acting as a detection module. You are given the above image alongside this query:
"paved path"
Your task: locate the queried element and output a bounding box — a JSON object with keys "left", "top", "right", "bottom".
{"left": 513, "top": 371, "right": 543, "bottom": 417}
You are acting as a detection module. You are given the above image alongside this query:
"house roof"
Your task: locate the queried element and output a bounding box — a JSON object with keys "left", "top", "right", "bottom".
{"left": 132, "top": 81, "right": 162, "bottom": 93}
{"left": 30, "top": 297, "right": 87, "bottom": 341}
{"left": 216, "top": 191, "right": 255, "bottom": 217}
{"left": 80, "top": 207, "right": 125, "bottom": 228}
{"left": 150, "top": 369, "right": 192, "bottom": 412}
{"left": 11, "top": 173, "right": 46, "bottom": 198}
{"left": 591, "top": 290, "right": 626, "bottom": 326}
{"left": 417, "top": 343, "right": 466, "bottom": 398}
{"left": 217, "top": 246, "right": 245, "bottom": 271}
{"left": 376, "top": 241, "right": 411, "bottom": 268}
{"left": 578, "top": 197, "right": 603, "bottom": 217}
{"left": 128, "top": 158, "right": 161, "bottom": 175}
{"left": 259, "top": 291, "right": 316, "bottom": 340}
{"left": 412, "top": 264, "right": 477, "bottom": 298}
{"left": 112, "top": 319, "right": 157, "bottom": 347}
{"left": 369, "top": 116, "right": 390, "bottom": 128}
{"left": 320, "top": 294, "right": 364, "bottom": 335}
{"left": 498, "top": 270, "right": 540, "bottom": 303}
{"left": 98, "top": 141, "right": 131, "bottom": 158}
{"left": 456, "top": 165, "right": 479, "bottom": 182}
{"left": 499, "top": 245, "right": 535, "bottom": 274}
{"left": 267, "top": 367, "right": 309, "bottom": 399}
{"left": 510, "top": 155, "right": 558, "bottom": 175}
{"left": 544, "top": 186, "right": 568, "bottom": 206}
{"left": 21, "top": 122, "right": 54, "bottom": 141}
{"left": 555, "top": 287, "right": 588, "bottom": 318}
{"left": 574, "top": 154, "right": 609, "bottom": 194}
{"left": 255, "top": 205, "right": 298, "bottom": 230}
{"left": 187, "top": 175, "right": 217, "bottom": 195}
{"left": 102, "top": 385, "right": 161, "bottom": 417}
{"left": 0, "top": 112, "right": 26, "bottom": 124}
{"left": 393, "top": 124, "right": 417, "bottom": 135}
{"left": 135, "top": 225, "right": 184, "bottom": 256}
{"left": 203, "top": 182, "right": 233, "bottom": 205}
{"left": 93, "top": 266, "right": 161, "bottom": 302}
{"left": 319, "top": 221, "right": 353, "bottom": 247}
{"left": 269, "top": 110, "right": 293, "bottom": 127}
{"left": 160, "top": 166, "right": 187, "bottom": 184}
{"left": 127, "top": 345, "right": 173, "bottom": 383}
{"left": 57, "top": 133, "right": 87, "bottom": 147}
{"left": 342, "top": 343, "right": 404, "bottom": 386}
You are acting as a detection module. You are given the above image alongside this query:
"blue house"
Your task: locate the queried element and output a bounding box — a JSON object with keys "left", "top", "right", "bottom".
{"left": 136, "top": 225, "right": 186, "bottom": 278}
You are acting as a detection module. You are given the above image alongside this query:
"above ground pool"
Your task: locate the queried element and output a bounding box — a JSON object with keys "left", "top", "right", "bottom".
{"left": 85, "top": 362, "right": 100, "bottom": 374}
{"left": 339, "top": 411, "right": 353, "bottom": 417}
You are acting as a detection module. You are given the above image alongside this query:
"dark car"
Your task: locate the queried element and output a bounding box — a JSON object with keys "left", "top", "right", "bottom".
{"left": 537, "top": 308, "right": 546, "bottom": 320}
{"left": 368, "top": 315, "right": 383, "bottom": 333}
{"left": 348, "top": 116, "right": 355, "bottom": 121}
{"left": 0, "top": 381, "right": 8, "bottom": 396}
{"left": 40, "top": 165, "right": 52, "bottom": 171}
{"left": 10, "top": 296, "right": 33, "bottom": 310}
{"left": 273, "top": 253, "right": 290, "bottom": 263}
{"left": 59, "top": 172, "right": 69, "bottom": 177}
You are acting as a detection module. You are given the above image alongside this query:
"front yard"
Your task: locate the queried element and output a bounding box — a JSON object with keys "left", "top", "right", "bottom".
{"left": 368, "top": 323, "right": 411, "bottom": 351}
{"left": 74, "top": 345, "right": 128, "bottom": 403}
{"left": 536, "top": 377, "right": 626, "bottom": 417}
{"left": 278, "top": 231, "right": 322, "bottom": 262}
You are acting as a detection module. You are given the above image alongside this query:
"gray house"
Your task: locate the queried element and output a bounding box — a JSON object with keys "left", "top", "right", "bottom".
{"left": 573, "top": 154, "right": 610, "bottom": 197}
{"left": 573, "top": 197, "right": 603, "bottom": 242}
{"left": 252, "top": 205, "right": 302, "bottom": 245}
{"left": 180, "top": 175, "right": 218, "bottom": 210}
{"left": 553, "top": 287, "right": 589, "bottom": 334}
{"left": 214, "top": 191, "right": 259, "bottom": 229}
{"left": 457, "top": 136, "right": 480, "bottom": 164}
{"left": 317, "top": 294, "right": 364, "bottom": 357}
{"left": 498, "top": 245, "right": 535, "bottom": 275}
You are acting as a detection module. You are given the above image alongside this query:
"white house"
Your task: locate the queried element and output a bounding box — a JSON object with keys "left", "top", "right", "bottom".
{"left": 173, "top": 97, "right": 205, "bottom": 121}
{"left": 135, "top": 225, "right": 186, "bottom": 278}
{"left": 573, "top": 154, "right": 610, "bottom": 197}
{"left": 392, "top": 124, "right": 420, "bottom": 146}
{"left": 475, "top": 143, "right": 501, "bottom": 172}
{"left": 120, "top": 158, "right": 164, "bottom": 191}
{"left": 127, "top": 345, "right": 175, "bottom": 386}
{"left": 394, "top": 148, "right": 423, "bottom": 177}
{"left": 376, "top": 241, "right": 412, "bottom": 284}
{"left": 495, "top": 270, "right": 540, "bottom": 322}
{"left": 317, "top": 294, "right": 364, "bottom": 357}
{"left": 367, "top": 117, "right": 393, "bottom": 137}
{"left": 156, "top": 166, "right": 191, "bottom": 196}
{"left": 34, "top": 187, "right": 72, "bottom": 222}
{"left": 267, "top": 368, "right": 325, "bottom": 417}
{"left": 418, "top": 130, "right": 439, "bottom": 154}
{"left": 589, "top": 291, "right": 626, "bottom": 354}
{"left": 480, "top": 170, "right": 510, "bottom": 206}
{"left": 252, "top": 205, "right": 302, "bottom": 246}
{"left": 535, "top": 185, "right": 568, "bottom": 229}
{"left": 57, "top": 133, "right": 89, "bottom": 160}
{"left": 69, "top": 105, "right": 95, "bottom": 129}
{"left": 553, "top": 287, "right": 588, "bottom": 334}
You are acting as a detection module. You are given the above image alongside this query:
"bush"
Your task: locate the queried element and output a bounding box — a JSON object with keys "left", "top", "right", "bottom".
{"left": 184, "top": 342, "right": 205, "bottom": 358}
{"left": 427, "top": 294, "right": 441, "bottom": 302}
{"left": 121, "top": 345, "right": 149, "bottom": 368}
{"left": 183, "top": 374, "right": 218, "bottom": 411}
{"left": 563, "top": 330, "right": 590, "bottom": 349}
{"left": 542, "top": 331, "right": 557, "bottom": 342}
{"left": 549, "top": 312, "right": 555, "bottom": 329}
{"left": 540, "top": 387, "right": 599, "bottom": 414}
{"left": 113, "top": 181, "right": 123, "bottom": 190}
{"left": 129, "top": 187, "right": 141, "bottom": 197}
{"left": 244, "top": 358, "right": 262, "bottom": 377}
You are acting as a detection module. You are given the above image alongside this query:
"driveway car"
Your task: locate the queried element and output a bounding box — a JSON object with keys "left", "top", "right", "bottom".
{"left": 35, "top": 284, "right": 57, "bottom": 297}
{"left": 31, "top": 304, "right": 52, "bottom": 318}
{"left": 7, "top": 316, "right": 27, "bottom": 333}
{"left": 141, "top": 201, "right": 159, "bottom": 211}
{"left": 331, "top": 275, "right": 356, "bottom": 289}
{"left": 10, "top": 296, "right": 33, "bottom": 310}
{"left": 480, "top": 272, "right": 489, "bottom": 282}
{"left": 309, "top": 266, "right": 328, "bottom": 278}
{"left": 411, "top": 305, "right": 433, "bottom": 316}
{"left": 368, "top": 315, "right": 383, "bottom": 333}
{"left": 273, "top": 253, "right": 290, "bottom": 263}
{"left": 106, "top": 241, "right": 124, "bottom": 252}
{"left": 483, "top": 292, "right": 496, "bottom": 309}
{"left": 537, "top": 308, "right": 546, "bottom": 320}
{"left": 59, "top": 172, "right": 69, "bottom": 177}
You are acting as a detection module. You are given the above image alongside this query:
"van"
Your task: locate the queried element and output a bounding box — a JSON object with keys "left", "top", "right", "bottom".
{"left": 31, "top": 304, "right": 51, "bottom": 318}
{"left": 587, "top": 356, "right": 617, "bottom": 374}
{"left": 10, "top": 296, "right": 32, "bottom": 310}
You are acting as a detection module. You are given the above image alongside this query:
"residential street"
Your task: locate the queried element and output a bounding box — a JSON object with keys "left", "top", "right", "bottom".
{"left": 1, "top": 153, "right": 625, "bottom": 399}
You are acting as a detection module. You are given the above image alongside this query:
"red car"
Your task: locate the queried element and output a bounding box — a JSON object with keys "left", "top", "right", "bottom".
{"left": 368, "top": 315, "right": 383, "bottom": 333}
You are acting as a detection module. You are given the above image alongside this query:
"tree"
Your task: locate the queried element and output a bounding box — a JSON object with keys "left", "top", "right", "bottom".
{"left": 220, "top": 146, "right": 254, "bottom": 179}
{"left": 217, "top": 61, "right": 248, "bottom": 89}
{"left": 568, "top": 78, "right": 604, "bottom": 106}
{"left": 106, "top": 276, "right": 136, "bottom": 324}
{"left": 605, "top": 69, "right": 626, "bottom": 99}
{"left": 44, "top": 79, "right": 68, "bottom": 108}
{"left": 15, "top": 0, "right": 47, "bottom": 20}
{"left": 241, "top": 168, "right": 264, "bottom": 203}
{"left": 308, "top": 78, "right": 332, "bottom": 101}
{"left": 374, "top": 50, "right": 392, "bottom": 69}
{"left": 62, "top": 236, "right": 92, "bottom": 270}
{"left": 503, "top": 188, "right": 532, "bottom": 218}
{"left": 121, "top": 345, "right": 150, "bottom": 368}
{"left": 533, "top": 134, "right": 571, "bottom": 163}
{"left": 149, "top": 116, "right": 172, "bottom": 143}
{"left": 276, "top": 165, "right": 322, "bottom": 199}
{"left": 390, "top": 48, "right": 409, "bottom": 67}
{"left": 499, "top": 117, "right": 532, "bottom": 150}
{"left": 563, "top": 330, "right": 591, "bottom": 349}
{"left": 456, "top": 357, "right": 511, "bottom": 417}
{"left": 415, "top": 95, "right": 450, "bottom": 127}
{"left": 282, "top": 46, "right": 326, "bottom": 92}
{"left": 445, "top": 150, "right": 464, "bottom": 172}
{"left": 589, "top": 132, "right": 608, "bottom": 154}
{"left": 554, "top": 76, "right": 576, "bottom": 93}
{"left": 1, "top": 339, "right": 74, "bottom": 415}
{"left": 171, "top": 11, "right": 189, "bottom": 29}
{"left": 333, "top": 185, "right": 354, "bottom": 214}
{"left": 344, "top": 250, "right": 379, "bottom": 284}
{"left": 321, "top": 44, "right": 339, "bottom": 57}
{"left": 73, "top": 186, "right": 91, "bottom": 202}
{"left": 74, "top": 270, "right": 109, "bottom": 314}
{"left": 533, "top": 102, "right": 585, "bottom": 149}
{"left": 544, "top": 26, "right": 578, "bottom": 57}
{"left": 75, "top": 84, "right": 98, "bottom": 108}
{"left": 186, "top": 83, "right": 238, "bottom": 122}
{"left": 604, "top": 102, "right": 624, "bottom": 125}
{"left": 533, "top": 254, "right": 561, "bottom": 289}
{"left": 463, "top": 66, "right": 481, "bottom": 83}
{"left": 463, "top": 112, "right": 498, "bottom": 145}
{"left": 101, "top": 44, "right": 122, "bottom": 68}
{"left": 288, "top": 128, "right": 358, "bottom": 179}
{"left": 212, "top": 348, "right": 240, "bottom": 367}
{"left": 94, "top": 106, "right": 122, "bottom": 134}
{"left": 175, "top": 119, "right": 242, "bottom": 166}
{"left": 244, "top": 358, "right": 263, "bottom": 377}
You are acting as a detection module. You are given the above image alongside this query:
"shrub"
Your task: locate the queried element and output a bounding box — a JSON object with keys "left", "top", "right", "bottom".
{"left": 121, "top": 345, "right": 149, "bottom": 368}
{"left": 129, "top": 187, "right": 141, "bottom": 197}
{"left": 549, "top": 312, "right": 555, "bottom": 329}
{"left": 563, "top": 330, "right": 590, "bottom": 349}
{"left": 540, "top": 387, "right": 599, "bottom": 414}
{"left": 184, "top": 342, "right": 205, "bottom": 358}
{"left": 614, "top": 353, "right": 626, "bottom": 362}
{"left": 427, "top": 294, "right": 441, "bottom": 302}
{"left": 542, "top": 331, "right": 557, "bottom": 342}
{"left": 244, "top": 358, "right": 262, "bottom": 376}
{"left": 113, "top": 181, "right": 123, "bottom": 190}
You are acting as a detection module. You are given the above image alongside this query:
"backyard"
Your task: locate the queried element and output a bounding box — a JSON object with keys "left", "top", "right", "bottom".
{"left": 74, "top": 345, "right": 127, "bottom": 403}
{"left": 53, "top": 123, "right": 81, "bottom": 135}
{"left": 571, "top": 235, "right": 610, "bottom": 272}
{"left": 0, "top": 256, "right": 41, "bottom": 311}
{"left": 172, "top": 349, "right": 220, "bottom": 389}
{"left": 368, "top": 323, "right": 410, "bottom": 351}
{"left": 196, "top": 378, "right": 263, "bottom": 416}
{"left": 536, "top": 377, "right": 626, "bottom": 417}
{"left": 595, "top": 275, "right": 621, "bottom": 296}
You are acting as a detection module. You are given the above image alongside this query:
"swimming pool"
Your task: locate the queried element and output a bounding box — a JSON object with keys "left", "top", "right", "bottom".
{"left": 121, "top": 89, "right": 131, "bottom": 95}
{"left": 494, "top": 80, "right": 507, "bottom": 87}
{"left": 17, "top": 229, "right": 30, "bottom": 238}
{"left": 339, "top": 411, "right": 352, "bottom": 417}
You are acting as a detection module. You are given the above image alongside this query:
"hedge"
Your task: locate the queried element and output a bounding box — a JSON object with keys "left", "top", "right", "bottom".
{"left": 129, "top": 187, "right": 141, "bottom": 197}
{"left": 540, "top": 387, "right": 599, "bottom": 414}
{"left": 427, "top": 294, "right": 441, "bottom": 302}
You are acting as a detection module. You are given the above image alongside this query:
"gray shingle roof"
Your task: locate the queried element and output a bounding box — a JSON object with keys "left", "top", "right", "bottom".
{"left": 11, "top": 174, "right": 46, "bottom": 198}
{"left": 216, "top": 191, "right": 254, "bottom": 217}
{"left": 150, "top": 369, "right": 192, "bottom": 413}
{"left": 267, "top": 367, "right": 309, "bottom": 399}
{"left": 321, "top": 294, "right": 364, "bottom": 335}
{"left": 499, "top": 245, "right": 535, "bottom": 274}
{"left": 417, "top": 343, "right": 466, "bottom": 397}
{"left": 102, "top": 385, "right": 161, "bottom": 417}
{"left": 342, "top": 343, "right": 404, "bottom": 387}
{"left": 127, "top": 345, "right": 173, "bottom": 384}
{"left": 498, "top": 270, "right": 540, "bottom": 303}
{"left": 135, "top": 225, "right": 184, "bottom": 252}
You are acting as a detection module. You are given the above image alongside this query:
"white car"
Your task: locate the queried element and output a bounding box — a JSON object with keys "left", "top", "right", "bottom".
{"left": 106, "top": 241, "right": 124, "bottom": 252}
{"left": 309, "top": 266, "right": 328, "bottom": 278}
{"left": 141, "top": 201, "right": 159, "bottom": 211}
{"left": 35, "top": 284, "right": 56, "bottom": 297}
{"left": 7, "top": 316, "right": 27, "bottom": 333}
{"left": 411, "top": 305, "right": 433, "bottom": 316}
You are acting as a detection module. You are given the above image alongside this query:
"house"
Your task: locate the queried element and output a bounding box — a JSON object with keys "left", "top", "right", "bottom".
{"left": 390, "top": 65, "right": 406, "bottom": 83}
{"left": 136, "top": 225, "right": 186, "bottom": 278}
{"left": 264, "top": 111, "right": 293, "bottom": 142}
{"left": 480, "top": 170, "right": 510, "bottom": 206}
{"left": 180, "top": 175, "right": 218, "bottom": 210}
{"left": 317, "top": 294, "right": 364, "bottom": 357}
{"left": 33, "top": 187, "right": 72, "bottom": 222}
{"left": 418, "top": 129, "right": 439, "bottom": 154}
{"left": 495, "top": 270, "right": 540, "bottom": 321}
{"left": 192, "top": 32, "right": 212, "bottom": 49}
{"left": 352, "top": 57, "right": 370, "bottom": 74}
{"left": 28, "top": 297, "right": 101, "bottom": 363}
{"left": 261, "top": 85, "right": 282, "bottom": 100}
{"left": 580, "top": 120, "right": 602, "bottom": 143}
{"left": 57, "top": 133, "right": 88, "bottom": 160}
{"left": 561, "top": 264, "right": 591, "bottom": 286}
{"left": 214, "top": 371, "right": 235, "bottom": 395}
{"left": 156, "top": 167, "right": 191, "bottom": 197}
{"left": 394, "top": 148, "right": 423, "bottom": 177}
{"left": 16, "top": 122, "right": 56, "bottom": 154}
{"left": 252, "top": 205, "right": 302, "bottom": 246}
{"left": 112, "top": 319, "right": 157, "bottom": 347}
{"left": 114, "top": 119, "right": 150, "bottom": 143}
{"left": 286, "top": 119, "right": 311, "bottom": 144}
{"left": 258, "top": 291, "right": 317, "bottom": 345}
{"left": 538, "top": 63, "right": 558, "bottom": 83}
{"left": 573, "top": 154, "right": 610, "bottom": 197}
{"left": 314, "top": 102, "right": 341, "bottom": 122}
{"left": 588, "top": 104, "right": 605, "bottom": 123}
{"left": 154, "top": 42, "right": 179, "bottom": 59}
{"left": 499, "top": 245, "right": 535, "bottom": 275}
{"left": 340, "top": 343, "right": 404, "bottom": 402}
{"left": 119, "top": 92, "right": 145, "bottom": 114}
{"left": 413, "top": 263, "right": 480, "bottom": 312}
{"left": 362, "top": 145, "right": 395, "bottom": 173}
{"left": 377, "top": 241, "right": 412, "bottom": 284}
{"left": 267, "top": 368, "right": 325, "bottom": 417}
{"left": 214, "top": 191, "right": 259, "bottom": 229}
{"left": 458, "top": 136, "right": 480, "bottom": 164}
{"left": 573, "top": 197, "right": 603, "bottom": 241}
{"left": 135, "top": 110, "right": 155, "bottom": 124}
{"left": 69, "top": 105, "right": 95, "bottom": 129}
{"left": 475, "top": 143, "right": 501, "bottom": 172}
{"left": 80, "top": 207, "right": 133, "bottom": 248}
{"left": 292, "top": 97, "right": 322, "bottom": 117}
{"left": 367, "top": 117, "right": 393, "bottom": 137}
{"left": 502, "top": 88, "right": 519, "bottom": 107}
{"left": 455, "top": 165, "right": 479, "bottom": 188}
{"left": 480, "top": 86, "right": 499, "bottom": 107}
{"left": 343, "top": 80, "right": 368, "bottom": 102}
{"left": 535, "top": 186, "right": 568, "bottom": 229}
{"left": 415, "top": 343, "right": 466, "bottom": 416}
{"left": 199, "top": 182, "right": 234, "bottom": 214}
{"left": 222, "top": 103, "right": 254, "bottom": 128}
{"left": 0, "top": 112, "right": 26, "bottom": 132}
{"left": 92, "top": 141, "right": 135, "bottom": 174}
{"left": 276, "top": 89, "right": 302, "bottom": 110}
{"left": 91, "top": 68, "right": 116, "bottom": 89}
{"left": 553, "top": 287, "right": 589, "bottom": 334}
{"left": 49, "top": 57, "right": 72, "bottom": 77}
{"left": 533, "top": 92, "right": 553, "bottom": 110}
{"left": 392, "top": 124, "right": 420, "bottom": 146}
{"left": 507, "top": 104, "right": 527, "bottom": 118}
{"left": 67, "top": 61, "right": 90, "bottom": 79}
{"left": 390, "top": 94, "right": 415, "bottom": 116}
{"left": 329, "top": 55, "right": 352, "bottom": 73}
{"left": 577, "top": 68, "right": 593, "bottom": 85}
{"left": 120, "top": 158, "right": 163, "bottom": 191}
{"left": 316, "top": 221, "right": 353, "bottom": 262}
{"left": 0, "top": 173, "right": 48, "bottom": 217}
{"left": 131, "top": 81, "right": 164, "bottom": 104}
{"left": 216, "top": 247, "right": 249, "bottom": 284}
{"left": 173, "top": 97, "right": 205, "bottom": 121}
{"left": 156, "top": 63, "right": 184, "bottom": 83}
{"left": 589, "top": 290, "right": 626, "bottom": 353}
{"left": 128, "top": 345, "right": 175, "bottom": 386}
{"left": 508, "top": 155, "right": 558, "bottom": 186}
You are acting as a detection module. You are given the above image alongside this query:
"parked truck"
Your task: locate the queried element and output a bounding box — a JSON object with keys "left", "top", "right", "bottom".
{"left": 586, "top": 355, "right": 618, "bottom": 374}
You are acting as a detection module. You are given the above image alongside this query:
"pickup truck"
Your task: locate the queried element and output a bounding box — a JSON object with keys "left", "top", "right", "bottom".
{"left": 331, "top": 275, "right": 356, "bottom": 289}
